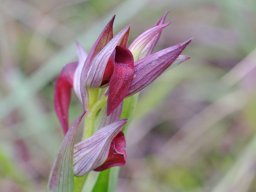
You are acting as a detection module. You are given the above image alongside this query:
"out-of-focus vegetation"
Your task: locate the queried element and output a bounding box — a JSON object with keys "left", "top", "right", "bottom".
{"left": 1, "top": 0, "right": 256, "bottom": 191}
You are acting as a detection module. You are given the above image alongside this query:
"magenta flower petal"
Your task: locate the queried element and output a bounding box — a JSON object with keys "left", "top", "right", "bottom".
{"left": 94, "top": 131, "right": 126, "bottom": 171}
{"left": 79, "top": 16, "right": 115, "bottom": 109}
{"left": 129, "top": 23, "right": 169, "bottom": 61}
{"left": 48, "top": 112, "right": 85, "bottom": 191}
{"left": 107, "top": 46, "right": 134, "bottom": 115}
{"left": 127, "top": 39, "right": 192, "bottom": 96}
{"left": 84, "top": 16, "right": 115, "bottom": 69}
{"left": 54, "top": 62, "right": 78, "bottom": 134}
{"left": 85, "top": 26, "right": 130, "bottom": 87}
{"left": 73, "top": 120, "right": 127, "bottom": 176}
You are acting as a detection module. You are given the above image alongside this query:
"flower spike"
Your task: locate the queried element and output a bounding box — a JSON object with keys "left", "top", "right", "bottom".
{"left": 73, "top": 120, "right": 127, "bottom": 176}
{"left": 54, "top": 62, "right": 78, "bottom": 134}
{"left": 50, "top": 14, "right": 192, "bottom": 186}
{"left": 128, "top": 39, "right": 192, "bottom": 96}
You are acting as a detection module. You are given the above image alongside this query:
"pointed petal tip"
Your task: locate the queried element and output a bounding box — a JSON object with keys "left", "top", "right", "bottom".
{"left": 157, "top": 22, "right": 170, "bottom": 29}
{"left": 178, "top": 38, "right": 192, "bottom": 49}
{"left": 184, "top": 38, "right": 193, "bottom": 45}
{"left": 156, "top": 11, "right": 169, "bottom": 25}
{"left": 124, "top": 25, "right": 130, "bottom": 32}
{"left": 108, "top": 15, "right": 116, "bottom": 26}
{"left": 119, "top": 119, "right": 127, "bottom": 125}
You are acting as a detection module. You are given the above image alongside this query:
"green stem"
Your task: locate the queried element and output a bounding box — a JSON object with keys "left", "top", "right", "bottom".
{"left": 107, "top": 95, "right": 139, "bottom": 191}
{"left": 83, "top": 97, "right": 107, "bottom": 139}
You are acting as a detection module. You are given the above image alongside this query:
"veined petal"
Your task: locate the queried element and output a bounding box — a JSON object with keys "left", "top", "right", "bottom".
{"left": 54, "top": 62, "right": 78, "bottom": 134}
{"left": 129, "top": 23, "right": 169, "bottom": 61}
{"left": 107, "top": 46, "right": 134, "bottom": 115}
{"left": 73, "top": 43, "right": 87, "bottom": 105}
{"left": 84, "top": 16, "right": 115, "bottom": 68}
{"left": 129, "top": 12, "right": 169, "bottom": 61}
{"left": 79, "top": 16, "right": 115, "bottom": 109}
{"left": 127, "top": 39, "right": 192, "bottom": 96}
{"left": 73, "top": 120, "right": 127, "bottom": 176}
{"left": 48, "top": 112, "right": 85, "bottom": 192}
{"left": 86, "top": 26, "right": 130, "bottom": 87}
{"left": 95, "top": 131, "right": 126, "bottom": 171}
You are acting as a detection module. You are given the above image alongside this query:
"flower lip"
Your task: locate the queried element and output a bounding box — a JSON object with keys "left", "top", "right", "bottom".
{"left": 107, "top": 46, "right": 135, "bottom": 115}
{"left": 54, "top": 62, "right": 78, "bottom": 134}
{"left": 94, "top": 131, "right": 126, "bottom": 171}
{"left": 115, "top": 46, "right": 134, "bottom": 64}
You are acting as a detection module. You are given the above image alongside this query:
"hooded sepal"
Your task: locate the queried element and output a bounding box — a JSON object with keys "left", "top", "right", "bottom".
{"left": 54, "top": 62, "right": 78, "bottom": 134}
{"left": 79, "top": 16, "right": 115, "bottom": 110}
{"left": 107, "top": 46, "right": 134, "bottom": 115}
{"left": 85, "top": 26, "right": 130, "bottom": 87}
{"left": 128, "top": 39, "right": 192, "bottom": 96}
{"left": 129, "top": 23, "right": 169, "bottom": 61}
{"left": 48, "top": 112, "right": 85, "bottom": 192}
{"left": 129, "top": 13, "right": 169, "bottom": 61}
{"left": 73, "top": 120, "right": 127, "bottom": 176}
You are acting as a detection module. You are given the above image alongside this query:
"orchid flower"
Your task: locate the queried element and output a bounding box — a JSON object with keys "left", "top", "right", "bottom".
{"left": 49, "top": 13, "right": 191, "bottom": 192}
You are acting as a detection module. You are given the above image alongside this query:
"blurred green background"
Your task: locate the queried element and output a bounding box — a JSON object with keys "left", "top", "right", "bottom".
{"left": 1, "top": 0, "right": 256, "bottom": 191}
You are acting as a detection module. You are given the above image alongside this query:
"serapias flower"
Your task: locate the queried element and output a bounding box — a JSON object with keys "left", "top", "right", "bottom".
{"left": 73, "top": 120, "right": 126, "bottom": 176}
{"left": 49, "top": 13, "right": 191, "bottom": 192}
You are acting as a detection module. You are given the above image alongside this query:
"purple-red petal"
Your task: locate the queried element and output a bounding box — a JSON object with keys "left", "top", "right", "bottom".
{"left": 95, "top": 132, "right": 126, "bottom": 171}
{"left": 54, "top": 62, "right": 78, "bottom": 134}
{"left": 128, "top": 39, "right": 192, "bottom": 96}
{"left": 129, "top": 23, "right": 169, "bottom": 61}
{"left": 107, "top": 46, "right": 134, "bottom": 115}
{"left": 86, "top": 26, "right": 130, "bottom": 87}
{"left": 79, "top": 16, "right": 115, "bottom": 109}
{"left": 129, "top": 13, "right": 169, "bottom": 61}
